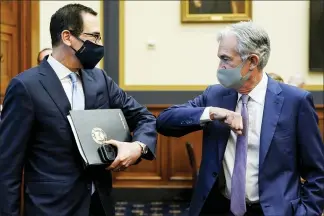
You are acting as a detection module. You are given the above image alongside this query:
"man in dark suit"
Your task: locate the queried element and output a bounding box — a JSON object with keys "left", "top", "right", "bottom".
{"left": 157, "top": 21, "right": 324, "bottom": 216}
{"left": 0, "top": 4, "right": 157, "bottom": 216}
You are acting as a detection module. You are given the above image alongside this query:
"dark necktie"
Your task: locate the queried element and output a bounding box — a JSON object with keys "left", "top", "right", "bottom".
{"left": 230, "top": 94, "right": 249, "bottom": 216}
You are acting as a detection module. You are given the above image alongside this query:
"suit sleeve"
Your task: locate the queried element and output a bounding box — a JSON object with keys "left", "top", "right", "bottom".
{"left": 102, "top": 72, "right": 157, "bottom": 160}
{"left": 0, "top": 78, "right": 34, "bottom": 215}
{"left": 156, "top": 86, "right": 211, "bottom": 137}
{"left": 297, "top": 92, "right": 324, "bottom": 216}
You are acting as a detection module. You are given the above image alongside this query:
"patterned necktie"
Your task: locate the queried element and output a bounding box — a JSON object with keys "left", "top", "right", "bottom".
{"left": 68, "top": 73, "right": 84, "bottom": 110}
{"left": 230, "top": 94, "right": 249, "bottom": 216}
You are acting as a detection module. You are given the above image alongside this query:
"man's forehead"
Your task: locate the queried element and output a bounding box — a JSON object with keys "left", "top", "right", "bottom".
{"left": 82, "top": 12, "right": 100, "bottom": 33}
{"left": 217, "top": 34, "right": 238, "bottom": 56}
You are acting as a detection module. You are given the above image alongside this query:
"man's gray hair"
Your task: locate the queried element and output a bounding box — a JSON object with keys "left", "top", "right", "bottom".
{"left": 217, "top": 21, "right": 271, "bottom": 70}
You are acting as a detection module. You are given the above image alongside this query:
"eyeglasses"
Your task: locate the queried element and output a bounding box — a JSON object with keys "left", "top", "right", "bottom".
{"left": 81, "top": 32, "right": 102, "bottom": 43}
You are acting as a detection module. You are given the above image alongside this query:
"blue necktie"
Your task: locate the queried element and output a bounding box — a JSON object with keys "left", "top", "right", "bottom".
{"left": 68, "top": 73, "right": 84, "bottom": 110}
{"left": 68, "top": 73, "right": 93, "bottom": 192}
{"left": 230, "top": 94, "right": 249, "bottom": 216}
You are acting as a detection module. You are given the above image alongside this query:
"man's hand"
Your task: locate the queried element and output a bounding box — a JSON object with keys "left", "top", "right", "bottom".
{"left": 209, "top": 107, "right": 243, "bottom": 135}
{"left": 104, "top": 140, "right": 142, "bottom": 172}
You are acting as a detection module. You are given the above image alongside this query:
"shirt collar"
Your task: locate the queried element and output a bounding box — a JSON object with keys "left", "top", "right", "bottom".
{"left": 47, "top": 55, "right": 78, "bottom": 80}
{"left": 238, "top": 73, "right": 268, "bottom": 105}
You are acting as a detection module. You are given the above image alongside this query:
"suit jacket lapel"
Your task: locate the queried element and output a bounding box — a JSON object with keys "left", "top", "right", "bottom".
{"left": 80, "top": 69, "right": 97, "bottom": 109}
{"left": 259, "top": 78, "right": 284, "bottom": 168}
{"left": 218, "top": 89, "right": 238, "bottom": 162}
{"left": 38, "top": 60, "right": 71, "bottom": 118}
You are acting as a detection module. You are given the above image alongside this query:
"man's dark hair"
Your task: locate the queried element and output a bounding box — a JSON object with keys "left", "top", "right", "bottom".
{"left": 50, "top": 3, "right": 97, "bottom": 47}
{"left": 37, "top": 48, "right": 52, "bottom": 64}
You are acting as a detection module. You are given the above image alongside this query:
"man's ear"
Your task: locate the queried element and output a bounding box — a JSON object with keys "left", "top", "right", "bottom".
{"left": 61, "top": 30, "right": 72, "bottom": 46}
{"left": 249, "top": 54, "right": 259, "bottom": 70}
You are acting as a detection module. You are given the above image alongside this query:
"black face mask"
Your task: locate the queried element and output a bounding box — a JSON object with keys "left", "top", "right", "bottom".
{"left": 71, "top": 39, "right": 104, "bottom": 69}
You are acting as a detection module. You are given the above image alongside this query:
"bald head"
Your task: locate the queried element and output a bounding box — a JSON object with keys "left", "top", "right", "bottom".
{"left": 37, "top": 48, "right": 52, "bottom": 64}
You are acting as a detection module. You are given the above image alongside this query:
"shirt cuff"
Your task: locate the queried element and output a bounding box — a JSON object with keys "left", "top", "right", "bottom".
{"left": 200, "top": 107, "right": 212, "bottom": 125}
{"left": 134, "top": 141, "right": 148, "bottom": 154}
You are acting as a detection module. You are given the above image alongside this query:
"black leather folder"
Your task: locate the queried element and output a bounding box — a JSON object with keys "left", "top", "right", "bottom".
{"left": 67, "top": 109, "right": 132, "bottom": 167}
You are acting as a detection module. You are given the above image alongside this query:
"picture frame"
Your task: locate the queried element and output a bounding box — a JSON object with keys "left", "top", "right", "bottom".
{"left": 309, "top": 0, "right": 324, "bottom": 72}
{"left": 181, "top": 0, "right": 252, "bottom": 23}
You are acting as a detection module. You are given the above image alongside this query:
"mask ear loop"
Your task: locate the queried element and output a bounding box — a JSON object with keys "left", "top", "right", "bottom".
{"left": 70, "top": 46, "right": 78, "bottom": 53}
{"left": 241, "top": 69, "right": 253, "bottom": 80}
{"left": 240, "top": 56, "right": 253, "bottom": 81}
{"left": 68, "top": 30, "right": 85, "bottom": 53}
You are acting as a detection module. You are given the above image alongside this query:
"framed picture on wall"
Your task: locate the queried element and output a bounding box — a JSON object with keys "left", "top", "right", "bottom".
{"left": 309, "top": 0, "right": 324, "bottom": 72}
{"left": 181, "top": 0, "right": 252, "bottom": 23}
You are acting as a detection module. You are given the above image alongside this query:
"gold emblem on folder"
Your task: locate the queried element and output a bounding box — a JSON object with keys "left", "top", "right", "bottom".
{"left": 91, "top": 127, "right": 108, "bottom": 145}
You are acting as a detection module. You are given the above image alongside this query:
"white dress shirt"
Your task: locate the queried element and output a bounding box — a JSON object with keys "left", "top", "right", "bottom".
{"left": 47, "top": 55, "right": 85, "bottom": 107}
{"left": 200, "top": 73, "right": 268, "bottom": 202}
{"left": 47, "top": 55, "right": 95, "bottom": 194}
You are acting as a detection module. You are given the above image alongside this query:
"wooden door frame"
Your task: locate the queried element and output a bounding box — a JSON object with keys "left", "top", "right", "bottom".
{"left": 18, "top": 2, "right": 40, "bottom": 215}
{"left": 19, "top": 1, "right": 40, "bottom": 70}
{"left": 30, "top": 1, "right": 40, "bottom": 67}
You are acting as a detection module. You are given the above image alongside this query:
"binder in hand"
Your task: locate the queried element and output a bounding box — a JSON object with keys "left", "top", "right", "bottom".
{"left": 67, "top": 109, "right": 132, "bottom": 167}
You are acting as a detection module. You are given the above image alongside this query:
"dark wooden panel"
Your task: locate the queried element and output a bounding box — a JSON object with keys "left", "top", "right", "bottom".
{"left": 112, "top": 105, "right": 324, "bottom": 188}
{"left": 18, "top": 1, "right": 32, "bottom": 72}
{"left": 0, "top": 1, "right": 18, "bottom": 26}
{"left": 167, "top": 131, "right": 202, "bottom": 181}
{"left": 0, "top": 1, "right": 34, "bottom": 104}
{"left": 112, "top": 110, "right": 163, "bottom": 187}
{"left": 0, "top": 28, "right": 18, "bottom": 103}
{"left": 112, "top": 106, "right": 202, "bottom": 188}
{"left": 317, "top": 105, "right": 324, "bottom": 139}
{"left": 0, "top": 3, "right": 18, "bottom": 103}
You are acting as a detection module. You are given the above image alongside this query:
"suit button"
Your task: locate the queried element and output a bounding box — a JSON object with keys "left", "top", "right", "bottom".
{"left": 87, "top": 184, "right": 91, "bottom": 190}
{"left": 212, "top": 172, "right": 217, "bottom": 177}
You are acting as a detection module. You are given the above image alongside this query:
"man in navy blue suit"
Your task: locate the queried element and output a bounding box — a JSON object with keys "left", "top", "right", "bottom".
{"left": 157, "top": 21, "right": 324, "bottom": 216}
{"left": 0, "top": 4, "right": 157, "bottom": 216}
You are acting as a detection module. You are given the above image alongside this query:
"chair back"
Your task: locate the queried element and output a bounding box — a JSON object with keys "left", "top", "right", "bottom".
{"left": 185, "top": 142, "right": 198, "bottom": 188}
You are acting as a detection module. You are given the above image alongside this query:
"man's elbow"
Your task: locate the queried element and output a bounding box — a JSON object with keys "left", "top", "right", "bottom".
{"left": 156, "top": 117, "right": 164, "bottom": 133}
{"left": 156, "top": 111, "right": 186, "bottom": 137}
{"left": 156, "top": 115, "right": 172, "bottom": 136}
{"left": 156, "top": 122, "right": 183, "bottom": 138}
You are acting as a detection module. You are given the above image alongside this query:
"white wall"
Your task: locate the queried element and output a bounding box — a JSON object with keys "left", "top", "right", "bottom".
{"left": 123, "top": 1, "right": 323, "bottom": 87}
{"left": 38, "top": 1, "right": 323, "bottom": 87}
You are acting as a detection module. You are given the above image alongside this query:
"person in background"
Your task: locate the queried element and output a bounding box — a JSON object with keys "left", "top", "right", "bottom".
{"left": 156, "top": 21, "right": 324, "bottom": 216}
{"left": 37, "top": 48, "right": 52, "bottom": 64}
{"left": 267, "top": 72, "right": 284, "bottom": 83}
{"left": 0, "top": 4, "right": 157, "bottom": 216}
{"left": 288, "top": 73, "right": 305, "bottom": 88}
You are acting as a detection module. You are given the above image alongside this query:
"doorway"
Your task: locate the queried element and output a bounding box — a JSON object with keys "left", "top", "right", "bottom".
{"left": 0, "top": 1, "right": 39, "bottom": 104}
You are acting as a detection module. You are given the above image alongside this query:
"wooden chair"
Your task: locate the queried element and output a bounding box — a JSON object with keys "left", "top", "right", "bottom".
{"left": 185, "top": 142, "right": 198, "bottom": 189}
